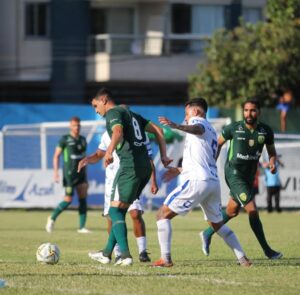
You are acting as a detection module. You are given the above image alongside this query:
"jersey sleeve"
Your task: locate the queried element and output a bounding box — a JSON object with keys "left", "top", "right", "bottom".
{"left": 188, "top": 117, "right": 204, "bottom": 126}
{"left": 265, "top": 125, "right": 275, "bottom": 145}
{"left": 145, "top": 134, "right": 153, "bottom": 159}
{"left": 188, "top": 117, "right": 206, "bottom": 136}
{"left": 57, "top": 136, "right": 66, "bottom": 149}
{"left": 106, "top": 108, "right": 123, "bottom": 130}
{"left": 221, "top": 123, "right": 233, "bottom": 140}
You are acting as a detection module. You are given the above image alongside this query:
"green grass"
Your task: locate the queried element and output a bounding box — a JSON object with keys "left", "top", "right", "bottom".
{"left": 0, "top": 210, "right": 300, "bottom": 295}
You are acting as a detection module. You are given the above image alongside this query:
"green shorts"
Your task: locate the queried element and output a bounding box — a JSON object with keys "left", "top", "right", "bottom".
{"left": 63, "top": 170, "right": 87, "bottom": 196}
{"left": 224, "top": 162, "right": 254, "bottom": 207}
{"left": 111, "top": 166, "right": 152, "bottom": 204}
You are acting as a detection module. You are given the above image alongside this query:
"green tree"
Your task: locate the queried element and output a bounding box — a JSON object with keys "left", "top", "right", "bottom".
{"left": 189, "top": 0, "right": 300, "bottom": 107}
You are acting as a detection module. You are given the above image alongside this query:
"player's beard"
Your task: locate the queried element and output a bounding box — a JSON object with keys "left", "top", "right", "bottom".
{"left": 244, "top": 116, "right": 257, "bottom": 125}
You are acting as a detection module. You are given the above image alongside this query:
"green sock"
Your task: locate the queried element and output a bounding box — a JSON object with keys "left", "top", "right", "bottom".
{"left": 203, "top": 209, "right": 232, "bottom": 237}
{"left": 249, "top": 214, "right": 271, "bottom": 253}
{"left": 103, "top": 230, "right": 117, "bottom": 257}
{"left": 108, "top": 207, "right": 130, "bottom": 258}
{"left": 51, "top": 200, "right": 71, "bottom": 221}
{"left": 78, "top": 198, "right": 87, "bottom": 229}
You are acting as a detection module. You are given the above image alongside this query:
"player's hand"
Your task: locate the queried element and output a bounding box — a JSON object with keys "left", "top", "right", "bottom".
{"left": 78, "top": 158, "right": 88, "bottom": 173}
{"left": 104, "top": 153, "right": 114, "bottom": 167}
{"left": 161, "top": 156, "right": 173, "bottom": 168}
{"left": 151, "top": 182, "right": 159, "bottom": 194}
{"left": 158, "top": 116, "right": 176, "bottom": 128}
{"left": 162, "top": 167, "right": 180, "bottom": 182}
{"left": 269, "top": 164, "right": 277, "bottom": 174}
{"left": 53, "top": 172, "right": 60, "bottom": 183}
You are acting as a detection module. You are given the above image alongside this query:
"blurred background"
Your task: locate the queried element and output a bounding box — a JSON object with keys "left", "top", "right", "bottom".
{"left": 0, "top": 0, "right": 300, "bottom": 210}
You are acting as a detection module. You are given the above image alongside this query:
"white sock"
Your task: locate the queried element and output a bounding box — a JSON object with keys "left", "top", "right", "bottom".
{"left": 157, "top": 219, "right": 172, "bottom": 261}
{"left": 113, "top": 243, "right": 121, "bottom": 258}
{"left": 136, "top": 236, "right": 146, "bottom": 254}
{"left": 217, "top": 225, "right": 245, "bottom": 259}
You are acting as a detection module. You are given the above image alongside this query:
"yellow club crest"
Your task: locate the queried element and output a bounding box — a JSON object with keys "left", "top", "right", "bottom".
{"left": 249, "top": 139, "right": 254, "bottom": 147}
{"left": 66, "top": 187, "right": 72, "bottom": 194}
{"left": 258, "top": 135, "right": 265, "bottom": 144}
{"left": 239, "top": 193, "right": 247, "bottom": 202}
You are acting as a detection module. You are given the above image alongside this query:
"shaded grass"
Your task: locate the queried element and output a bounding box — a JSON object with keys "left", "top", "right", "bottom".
{"left": 0, "top": 210, "right": 299, "bottom": 295}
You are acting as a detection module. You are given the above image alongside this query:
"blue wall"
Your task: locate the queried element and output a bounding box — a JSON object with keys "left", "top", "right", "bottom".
{"left": 0, "top": 103, "right": 219, "bottom": 129}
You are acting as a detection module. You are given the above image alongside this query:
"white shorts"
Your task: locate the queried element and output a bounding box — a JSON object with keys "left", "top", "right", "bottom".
{"left": 103, "top": 184, "right": 143, "bottom": 216}
{"left": 164, "top": 178, "right": 223, "bottom": 223}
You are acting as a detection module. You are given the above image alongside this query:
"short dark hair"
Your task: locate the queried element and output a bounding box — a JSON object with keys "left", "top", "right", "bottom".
{"left": 70, "top": 116, "right": 80, "bottom": 123}
{"left": 242, "top": 99, "right": 261, "bottom": 110}
{"left": 185, "top": 97, "right": 208, "bottom": 113}
{"left": 95, "top": 88, "right": 113, "bottom": 100}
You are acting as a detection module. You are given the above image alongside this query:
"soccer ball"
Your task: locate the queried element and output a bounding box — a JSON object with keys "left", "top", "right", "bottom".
{"left": 36, "top": 243, "right": 60, "bottom": 264}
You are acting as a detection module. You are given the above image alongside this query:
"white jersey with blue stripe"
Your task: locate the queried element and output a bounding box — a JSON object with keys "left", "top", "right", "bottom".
{"left": 181, "top": 116, "right": 218, "bottom": 181}
{"left": 98, "top": 131, "right": 152, "bottom": 181}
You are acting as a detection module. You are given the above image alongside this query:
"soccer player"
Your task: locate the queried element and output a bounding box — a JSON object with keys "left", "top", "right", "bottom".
{"left": 200, "top": 99, "right": 282, "bottom": 260}
{"left": 153, "top": 98, "right": 251, "bottom": 267}
{"left": 46, "top": 116, "right": 90, "bottom": 233}
{"left": 87, "top": 88, "right": 171, "bottom": 266}
{"left": 78, "top": 129, "right": 158, "bottom": 262}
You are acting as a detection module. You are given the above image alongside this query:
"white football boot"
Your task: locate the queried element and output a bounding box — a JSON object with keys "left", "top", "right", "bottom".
{"left": 88, "top": 251, "right": 111, "bottom": 264}
{"left": 45, "top": 216, "right": 55, "bottom": 233}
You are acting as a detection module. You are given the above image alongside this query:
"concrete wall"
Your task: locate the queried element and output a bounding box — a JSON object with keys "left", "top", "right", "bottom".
{"left": 0, "top": 0, "right": 18, "bottom": 77}
{"left": 17, "top": 0, "right": 51, "bottom": 80}
{"left": 0, "top": 0, "right": 51, "bottom": 80}
{"left": 86, "top": 53, "right": 201, "bottom": 82}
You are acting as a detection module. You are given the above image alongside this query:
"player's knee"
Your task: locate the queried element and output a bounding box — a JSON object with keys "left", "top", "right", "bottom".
{"left": 64, "top": 196, "right": 72, "bottom": 203}
{"left": 227, "top": 210, "right": 238, "bottom": 218}
{"left": 248, "top": 210, "right": 258, "bottom": 218}
{"left": 156, "top": 207, "right": 165, "bottom": 220}
{"left": 156, "top": 205, "right": 173, "bottom": 220}
{"left": 130, "top": 209, "right": 142, "bottom": 220}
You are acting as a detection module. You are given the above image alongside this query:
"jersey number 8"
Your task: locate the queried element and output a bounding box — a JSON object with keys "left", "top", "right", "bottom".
{"left": 132, "top": 117, "right": 143, "bottom": 140}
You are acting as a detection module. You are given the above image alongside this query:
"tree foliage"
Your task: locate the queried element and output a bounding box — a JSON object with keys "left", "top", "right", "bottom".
{"left": 189, "top": 0, "right": 300, "bottom": 107}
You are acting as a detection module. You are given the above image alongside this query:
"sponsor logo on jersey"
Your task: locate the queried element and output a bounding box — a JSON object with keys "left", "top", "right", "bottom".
{"left": 237, "top": 152, "right": 261, "bottom": 160}
{"left": 77, "top": 144, "right": 82, "bottom": 150}
{"left": 258, "top": 135, "right": 265, "bottom": 144}
{"left": 239, "top": 193, "right": 247, "bottom": 202}
{"left": 133, "top": 140, "right": 148, "bottom": 147}
{"left": 67, "top": 140, "right": 75, "bottom": 146}
{"left": 249, "top": 139, "right": 255, "bottom": 147}
{"left": 259, "top": 127, "right": 266, "bottom": 133}
{"left": 191, "top": 119, "right": 202, "bottom": 125}
{"left": 237, "top": 137, "right": 246, "bottom": 140}
{"left": 70, "top": 154, "right": 84, "bottom": 160}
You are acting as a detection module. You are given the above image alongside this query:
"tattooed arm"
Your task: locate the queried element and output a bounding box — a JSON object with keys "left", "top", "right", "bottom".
{"left": 158, "top": 116, "right": 204, "bottom": 135}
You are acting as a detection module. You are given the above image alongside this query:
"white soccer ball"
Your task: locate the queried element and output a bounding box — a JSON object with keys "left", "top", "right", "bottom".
{"left": 36, "top": 243, "right": 60, "bottom": 264}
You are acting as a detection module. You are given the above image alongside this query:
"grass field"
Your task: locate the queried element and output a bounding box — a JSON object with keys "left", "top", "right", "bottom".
{"left": 0, "top": 209, "right": 299, "bottom": 295}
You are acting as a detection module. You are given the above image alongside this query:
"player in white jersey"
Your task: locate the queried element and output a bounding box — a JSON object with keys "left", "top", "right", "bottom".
{"left": 78, "top": 130, "right": 158, "bottom": 262}
{"left": 152, "top": 98, "right": 251, "bottom": 267}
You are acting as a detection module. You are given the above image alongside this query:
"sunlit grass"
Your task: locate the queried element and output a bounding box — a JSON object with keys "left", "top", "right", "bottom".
{"left": 0, "top": 210, "right": 299, "bottom": 294}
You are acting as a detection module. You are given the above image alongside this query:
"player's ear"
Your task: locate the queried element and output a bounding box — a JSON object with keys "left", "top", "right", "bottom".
{"left": 103, "top": 95, "right": 108, "bottom": 105}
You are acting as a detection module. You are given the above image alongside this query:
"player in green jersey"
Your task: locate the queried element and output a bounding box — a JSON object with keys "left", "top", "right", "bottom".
{"left": 200, "top": 99, "right": 282, "bottom": 260}
{"left": 45, "top": 116, "right": 90, "bottom": 234}
{"left": 89, "top": 88, "right": 172, "bottom": 266}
